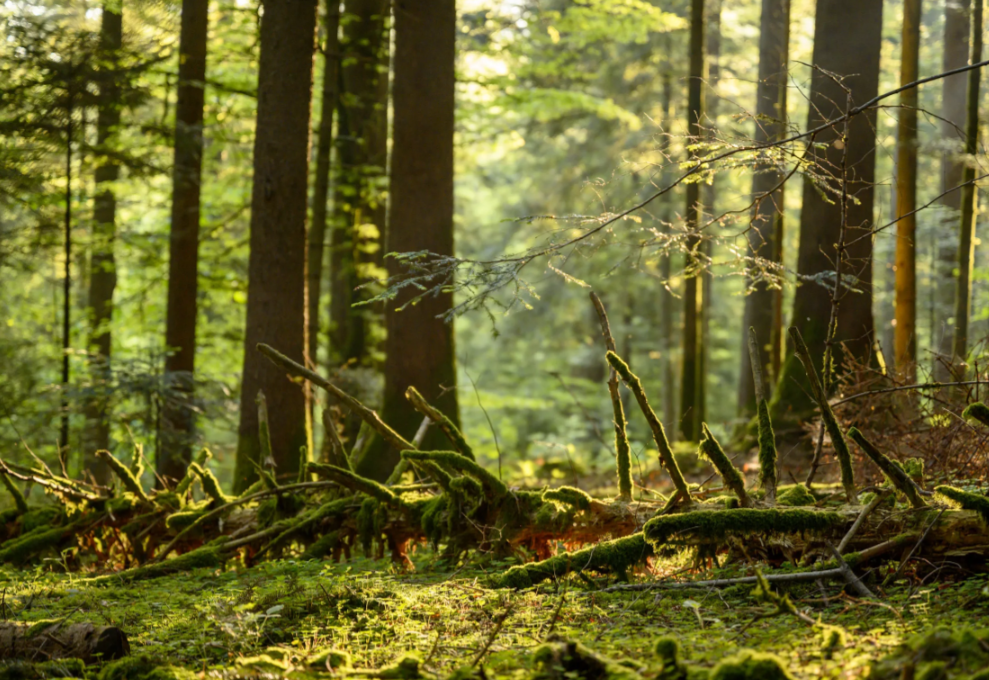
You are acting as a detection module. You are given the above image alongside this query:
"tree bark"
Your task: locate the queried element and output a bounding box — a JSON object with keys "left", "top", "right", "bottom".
{"left": 308, "top": 0, "right": 341, "bottom": 377}
{"left": 0, "top": 623, "right": 129, "bottom": 664}
{"left": 935, "top": 0, "right": 970, "bottom": 373}
{"left": 679, "top": 0, "right": 705, "bottom": 442}
{"left": 771, "top": 0, "right": 881, "bottom": 426}
{"left": 739, "top": 0, "right": 789, "bottom": 416}
{"left": 82, "top": 4, "right": 122, "bottom": 483}
{"left": 160, "top": 0, "right": 209, "bottom": 484}
{"left": 233, "top": 0, "right": 318, "bottom": 492}
{"left": 894, "top": 0, "right": 921, "bottom": 381}
{"left": 660, "top": 61, "right": 677, "bottom": 435}
{"left": 953, "top": 0, "right": 983, "bottom": 362}
{"left": 357, "top": 0, "right": 459, "bottom": 481}
{"left": 327, "top": 0, "right": 390, "bottom": 367}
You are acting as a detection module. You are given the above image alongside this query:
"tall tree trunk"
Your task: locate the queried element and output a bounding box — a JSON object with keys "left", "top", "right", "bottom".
{"left": 327, "top": 0, "right": 389, "bottom": 367}
{"left": 952, "top": 0, "right": 983, "bottom": 362}
{"left": 771, "top": 0, "right": 881, "bottom": 426}
{"left": 679, "top": 0, "right": 705, "bottom": 442}
{"left": 81, "top": 4, "right": 122, "bottom": 482}
{"left": 660, "top": 63, "right": 677, "bottom": 435}
{"left": 894, "top": 0, "right": 921, "bottom": 381}
{"left": 308, "top": 0, "right": 341, "bottom": 376}
{"left": 60, "top": 86, "right": 74, "bottom": 464}
{"left": 160, "top": 0, "right": 209, "bottom": 484}
{"left": 233, "top": 0, "right": 318, "bottom": 492}
{"left": 739, "top": 0, "right": 789, "bottom": 416}
{"left": 356, "top": 0, "right": 459, "bottom": 481}
{"left": 935, "top": 0, "right": 971, "bottom": 373}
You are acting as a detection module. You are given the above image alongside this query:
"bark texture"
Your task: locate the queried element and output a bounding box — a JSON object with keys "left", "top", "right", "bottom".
{"left": 357, "top": 0, "right": 460, "bottom": 481}
{"left": 739, "top": 0, "right": 789, "bottom": 416}
{"left": 328, "top": 0, "right": 390, "bottom": 367}
{"left": 160, "top": 0, "right": 209, "bottom": 483}
{"left": 0, "top": 622, "right": 129, "bottom": 664}
{"left": 83, "top": 4, "right": 122, "bottom": 483}
{"left": 771, "top": 0, "right": 881, "bottom": 425}
{"left": 234, "top": 0, "right": 318, "bottom": 491}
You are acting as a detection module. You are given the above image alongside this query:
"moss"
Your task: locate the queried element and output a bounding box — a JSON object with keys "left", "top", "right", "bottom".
{"left": 297, "top": 445, "right": 311, "bottom": 483}
{"left": 405, "top": 386, "right": 476, "bottom": 461}
{"left": 534, "top": 639, "right": 643, "bottom": 680}
{"left": 543, "top": 486, "right": 593, "bottom": 511}
{"left": 817, "top": 624, "right": 847, "bottom": 660}
{"left": 903, "top": 457, "right": 925, "bottom": 485}
{"left": 0, "top": 520, "right": 79, "bottom": 564}
{"left": 644, "top": 508, "right": 842, "bottom": 547}
{"left": 308, "top": 648, "right": 351, "bottom": 670}
{"left": 309, "top": 463, "right": 412, "bottom": 511}
{"left": 20, "top": 506, "right": 62, "bottom": 533}
{"left": 174, "top": 449, "right": 212, "bottom": 496}
{"left": 401, "top": 450, "right": 507, "bottom": 500}
{"left": 96, "top": 545, "right": 224, "bottom": 583}
{"left": 0, "top": 659, "right": 86, "bottom": 680}
{"left": 358, "top": 497, "right": 379, "bottom": 553}
{"left": 163, "top": 509, "right": 207, "bottom": 533}
{"left": 375, "top": 655, "right": 423, "bottom": 679}
{"left": 698, "top": 425, "right": 748, "bottom": 506}
{"left": 963, "top": 402, "right": 989, "bottom": 428}
{"left": 189, "top": 463, "right": 230, "bottom": 507}
{"left": 494, "top": 533, "right": 652, "bottom": 589}
{"left": 709, "top": 650, "right": 794, "bottom": 680}
{"left": 610, "top": 395, "right": 633, "bottom": 502}
{"left": 848, "top": 428, "right": 926, "bottom": 508}
{"left": 96, "top": 450, "right": 150, "bottom": 503}
{"left": 0, "top": 472, "right": 28, "bottom": 514}
{"left": 776, "top": 484, "right": 816, "bottom": 507}
{"left": 916, "top": 661, "right": 949, "bottom": 680}
{"left": 655, "top": 637, "right": 688, "bottom": 679}
{"left": 935, "top": 485, "right": 989, "bottom": 523}
{"left": 606, "top": 351, "right": 690, "bottom": 501}
{"left": 756, "top": 399, "right": 778, "bottom": 499}
{"left": 129, "top": 444, "right": 145, "bottom": 480}
{"left": 302, "top": 531, "right": 340, "bottom": 560}
{"left": 98, "top": 656, "right": 196, "bottom": 680}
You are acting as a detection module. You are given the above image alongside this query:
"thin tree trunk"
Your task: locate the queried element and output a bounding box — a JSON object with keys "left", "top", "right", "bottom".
{"left": 660, "top": 63, "right": 676, "bottom": 435}
{"left": 327, "top": 0, "right": 389, "bottom": 367}
{"left": 233, "top": 0, "right": 318, "bottom": 492}
{"left": 771, "top": 0, "right": 881, "bottom": 427}
{"left": 953, "top": 0, "right": 983, "bottom": 362}
{"left": 739, "top": 0, "right": 789, "bottom": 416}
{"left": 60, "top": 86, "right": 73, "bottom": 464}
{"left": 679, "top": 0, "right": 705, "bottom": 442}
{"left": 160, "top": 0, "right": 209, "bottom": 483}
{"left": 357, "top": 0, "right": 459, "bottom": 481}
{"left": 308, "top": 0, "right": 341, "bottom": 374}
{"left": 894, "top": 0, "right": 921, "bottom": 381}
{"left": 935, "top": 0, "right": 971, "bottom": 374}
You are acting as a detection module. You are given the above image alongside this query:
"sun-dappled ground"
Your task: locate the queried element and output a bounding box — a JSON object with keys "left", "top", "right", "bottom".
{"left": 2, "top": 555, "right": 988, "bottom": 679}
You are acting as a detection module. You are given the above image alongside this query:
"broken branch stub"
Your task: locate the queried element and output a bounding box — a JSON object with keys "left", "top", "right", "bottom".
{"left": 590, "top": 292, "right": 632, "bottom": 502}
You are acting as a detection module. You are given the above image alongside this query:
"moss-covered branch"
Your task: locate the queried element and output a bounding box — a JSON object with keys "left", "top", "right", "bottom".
{"left": 605, "top": 351, "right": 691, "bottom": 503}
{"left": 787, "top": 327, "right": 855, "bottom": 501}
{"left": 847, "top": 428, "right": 926, "bottom": 508}
{"left": 494, "top": 533, "right": 652, "bottom": 589}
{"left": 400, "top": 450, "right": 508, "bottom": 500}
{"left": 405, "top": 387, "right": 475, "bottom": 461}
{"left": 962, "top": 402, "right": 989, "bottom": 428}
{"left": 591, "top": 293, "right": 633, "bottom": 502}
{"left": 1, "top": 470, "right": 29, "bottom": 514}
{"left": 698, "top": 424, "right": 749, "bottom": 507}
{"left": 643, "top": 508, "right": 843, "bottom": 547}
{"left": 190, "top": 463, "right": 231, "bottom": 507}
{"left": 308, "top": 463, "right": 412, "bottom": 512}
{"left": 96, "top": 450, "right": 150, "bottom": 503}
{"left": 935, "top": 485, "right": 989, "bottom": 522}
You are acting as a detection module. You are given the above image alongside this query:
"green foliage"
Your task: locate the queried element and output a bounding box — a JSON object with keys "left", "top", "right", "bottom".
{"left": 709, "top": 650, "right": 794, "bottom": 680}
{"left": 643, "top": 509, "right": 842, "bottom": 547}
{"left": 775, "top": 484, "right": 816, "bottom": 507}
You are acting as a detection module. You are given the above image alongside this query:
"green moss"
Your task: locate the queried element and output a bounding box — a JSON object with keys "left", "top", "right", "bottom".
{"left": 401, "top": 450, "right": 508, "bottom": 500}
{"left": 534, "top": 639, "right": 643, "bottom": 680}
{"left": 308, "top": 648, "right": 351, "bottom": 670}
{"left": 0, "top": 520, "right": 79, "bottom": 564}
{"left": 405, "top": 386, "right": 476, "bottom": 461}
{"left": 963, "top": 402, "right": 989, "bottom": 428}
{"left": 98, "top": 656, "right": 196, "bottom": 680}
{"left": 655, "top": 637, "right": 688, "bottom": 679}
{"left": 309, "top": 463, "right": 412, "bottom": 511}
{"left": 97, "top": 450, "right": 150, "bottom": 503}
{"left": 297, "top": 445, "right": 311, "bottom": 483}
{"left": 916, "top": 661, "right": 949, "bottom": 680}
{"left": 644, "top": 508, "right": 842, "bottom": 547}
{"left": 20, "top": 506, "right": 61, "bottom": 533}
{"left": 189, "top": 463, "right": 230, "bottom": 507}
{"left": 903, "top": 457, "right": 925, "bottom": 485}
{"left": 776, "top": 484, "right": 816, "bottom": 507}
{"left": 817, "top": 624, "right": 847, "bottom": 660}
{"left": 358, "top": 497, "right": 379, "bottom": 553}
{"left": 698, "top": 424, "right": 748, "bottom": 506}
{"left": 494, "top": 533, "right": 652, "bottom": 589}
{"left": 610, "top": 393, "right": 633, "bottom": 502}
{"left": 543, "top": 486, "right": 593, "bottom": 511}
{"left": 164, "top": 506, "right": 209, "bottom": 533}
{"left": 709, "top": 650, "right": 794, "bottom": 680}
{"left": 302, "top": 531, "right": 340, "bottom": 560}
{"left": 0, "top": 658, "right": 86, "bottom": 680}
{"left": 375, "top": 655, "right": 423, "bottom": 679}
{"left": 0, "top": 472, "right": 28, "bottom": 514}
{"left": 756, "top": 399, "right": 778, "bottom": 499}
{"left": 96, "top": 545, "right": 224, "bottom": 583}
{"left": 606, "top": 351, "right": 690, "bottom": 501}
{"left": 174, "top": 449, "right": 212, "bottom": 496}
{"left": 935, "top": 485, "right": 989, "bottom": 522}
{"left": 848, "top": 428, "right": 926, "bottom": 508}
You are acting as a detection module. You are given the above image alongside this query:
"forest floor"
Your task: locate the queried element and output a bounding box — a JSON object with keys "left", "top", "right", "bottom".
{"left": 3, "top": 551, "right": 988, "bottom": 680}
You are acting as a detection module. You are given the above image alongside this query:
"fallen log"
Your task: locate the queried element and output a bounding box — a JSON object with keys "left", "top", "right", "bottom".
{"left": 0, "top": 622, "right": 129, "bottom": 664}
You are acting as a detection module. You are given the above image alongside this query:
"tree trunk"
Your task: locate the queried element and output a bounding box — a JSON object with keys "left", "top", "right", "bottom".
{"left": 233, "top": 0, "right": 318, "bottom": 492}
{"left": 679, "top": 0, "right": 705, "bottom": 443}
{"left": 81, "top": 5, "right": 122, "bottom": 483}
{"left": 894, "top": 0, "right": 921, "bottom": 381}
{"left": 660, "top": 63, "right": 677, "bottom": 435}
{"left": 308, "top": 0, "right": 341, "bottom": 377}
{"left": 771, "top": 0, "right": 881, "bottom": 427}
{"left": 739, "top": 0, "right": 789, "bottom": 416}
{"left": 327, "top": 0, "right": 389, "bottom": 367}
{"left": 935, "top": 0, "right": 970, "bottom": 374}
{"left": 953, "top": 0, "right": 983, "bottom": 362}
{"left": 160, "top": 0, "right": 209, "bottom": 484}
{"left": 356, "top": 0, "right": 459, "bottom": 481}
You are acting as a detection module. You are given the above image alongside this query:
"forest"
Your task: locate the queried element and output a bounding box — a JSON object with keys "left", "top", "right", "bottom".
{"left": 2, "top": 0, "right": 989, "bottom": 678}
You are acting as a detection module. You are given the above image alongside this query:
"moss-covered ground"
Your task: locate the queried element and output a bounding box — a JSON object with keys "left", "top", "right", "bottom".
{"left": 2, "top": 551, "right": 987, "bottom": 679}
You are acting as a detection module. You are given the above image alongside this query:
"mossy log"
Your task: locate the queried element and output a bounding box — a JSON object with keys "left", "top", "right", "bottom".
{"left": 0, "top": 622, "right": 129, "bottom": 664}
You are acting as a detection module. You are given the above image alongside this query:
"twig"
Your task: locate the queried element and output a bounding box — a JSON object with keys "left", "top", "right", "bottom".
{"left": 471, "top": 608, "right": 512, "bottom": 668}
{"left": 882, "top": 509, "right": 945, "bottom": 587}
{"left": 832, "top": 381, "right": 983, "bottom": 406}
{"left": 838, "top": 489, "right": 892, "bottom": 553}
{"left": 826, "top": 541, "right": 876, "bottom": 599}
